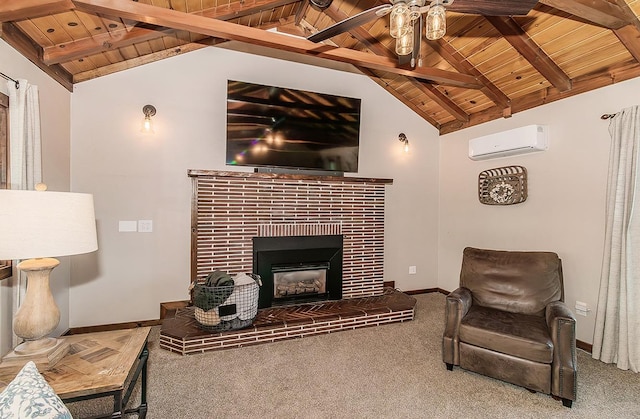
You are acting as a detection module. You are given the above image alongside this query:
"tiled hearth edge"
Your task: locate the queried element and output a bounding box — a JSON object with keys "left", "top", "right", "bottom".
{"left": 160, "top": 288, "right": 416, "bottom": 355}
{"left": 188, "top": 170, "right": 393, "bottom": 300}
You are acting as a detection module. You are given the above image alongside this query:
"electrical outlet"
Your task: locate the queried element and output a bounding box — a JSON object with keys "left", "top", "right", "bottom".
{"left": 138, "top": 220, "right": 153, "bottom": 233}
{"left": 409, "top": 266, "right": 417, "bottom": 275}
{"left": 575, "top": 301, "right": 590, "bottom": 316}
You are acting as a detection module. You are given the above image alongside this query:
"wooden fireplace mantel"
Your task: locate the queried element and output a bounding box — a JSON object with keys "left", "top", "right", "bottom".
{"left": 187, "top": 169, "right": 393, "bottom": 185}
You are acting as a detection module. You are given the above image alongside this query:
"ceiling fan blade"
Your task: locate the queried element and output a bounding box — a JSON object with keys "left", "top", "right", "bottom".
{"left": 446, "top": 0, "right": 538, "bottom": 16}
{"left": 307, "top": 4, "right": 393, "bottom": 43}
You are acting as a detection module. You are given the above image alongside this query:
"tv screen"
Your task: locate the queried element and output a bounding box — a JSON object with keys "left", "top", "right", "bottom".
{"left": 226, "top": 80, "right": 361, "bottom": 173}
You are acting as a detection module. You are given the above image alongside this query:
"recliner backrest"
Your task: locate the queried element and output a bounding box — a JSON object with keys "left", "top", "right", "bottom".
{"left": 460, "top": 247, "right": 563, "bottom": 316}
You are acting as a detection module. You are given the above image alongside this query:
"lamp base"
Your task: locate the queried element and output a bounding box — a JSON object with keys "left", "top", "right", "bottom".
{"left": 0, "top": 257, "right": 68, "bottom": 372}
{"left": 0, "top": 338, "right": 69, "bottom": 372}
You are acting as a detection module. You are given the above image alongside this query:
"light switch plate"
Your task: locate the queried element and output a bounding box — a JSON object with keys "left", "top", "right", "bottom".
{"left": 118, "top": 221, "right": 137, "bottom": 232}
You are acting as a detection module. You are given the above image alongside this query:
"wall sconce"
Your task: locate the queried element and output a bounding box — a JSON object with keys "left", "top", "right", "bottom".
{"left": 141, "top": 104, "right": 156, "bottom": 134}
{"left": 398, "top": 133, "right": 410, "bottom": 153}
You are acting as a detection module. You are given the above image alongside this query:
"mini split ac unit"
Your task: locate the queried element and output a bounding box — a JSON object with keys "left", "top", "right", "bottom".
{"left": 468, "top": 125, "right": 549, "bottom": 160}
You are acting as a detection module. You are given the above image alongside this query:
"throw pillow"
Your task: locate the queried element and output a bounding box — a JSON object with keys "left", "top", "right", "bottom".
{"left": 0, "top": 361, "right": 71, "bottom": 419}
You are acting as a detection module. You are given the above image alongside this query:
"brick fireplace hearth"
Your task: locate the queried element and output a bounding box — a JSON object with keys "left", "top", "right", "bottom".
{"left": 161, "top": 288, "right": 416, "bottom": 354}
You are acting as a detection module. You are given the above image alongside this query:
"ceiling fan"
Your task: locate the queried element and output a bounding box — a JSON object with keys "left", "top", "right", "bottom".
{"left": 307, "top": 0, "right": 538, "bottom": 67}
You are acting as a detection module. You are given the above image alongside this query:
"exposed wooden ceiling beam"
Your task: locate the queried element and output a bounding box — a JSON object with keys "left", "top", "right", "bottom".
{"left": 447, "top": 0, "right": 538, "bottom": 16}
{"left": 276, "top": 17, "right": 311, "bottom": 38}
{"left": 72, "top": 42, "right": 207, "bottom": 83}
{"left": 410, "top": 79, "right": 469, "bottom": 122}
{"left": 321, "top": 4, "right": 470, "bottom": 122}
{"left": 322, "top": 4, "right": 394, "bottom": 59}
{"left": 430, "top": 39, "right": 511, "bottom": 111}
{"left": 256, "top": 16, "right": 297, "bottom": 32}
{"left": 306, "top": 7, "right": 461, "bottom": 123}
{"left": 44, "top": 0, "right": 300, "bottom": 65}
{"left": 359, "top": 68, "right": 440, "bottom": 129}
{"left": 0, "top": 0, "right": 74, "bottom": 22}
{"left": 70, "top": 0, "right": 482, "bottom": 88}
{"left": 439, "top": 61, "right": 640, "bottom": 134}
{"left": 0, "top": 23, "right": 73, "bottom": 91}
{"left": 615, "top": 0, "right": 640, "bottom": 32}
{"left": 538, "top": 0, "right": 635, "bottom": 30}
{"left": 44, "top": 26, "right": 175, "bottom": 65}
{"left": 615, "top": 25, "right": 640, "bottom": 63}
{"left": 486, "top": 16, "right": 572, "bottom": 92}
{"left": 294, "top": 0, "right": 310, "bottom": 26}
{"left": 612, "top": 0, "right": 640, "bottom": 63}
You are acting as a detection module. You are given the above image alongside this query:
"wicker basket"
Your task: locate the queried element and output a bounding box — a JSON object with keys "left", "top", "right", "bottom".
{"left": 478, "top": 165, "right": 528, "bottom": 206}
{"left": 192, "top": 273, "right": 261, "bottom": 332}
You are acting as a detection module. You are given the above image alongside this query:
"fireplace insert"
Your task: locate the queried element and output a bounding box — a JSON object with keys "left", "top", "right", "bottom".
{"left": 253, "top": 235, "right": 343, "bottom": 308}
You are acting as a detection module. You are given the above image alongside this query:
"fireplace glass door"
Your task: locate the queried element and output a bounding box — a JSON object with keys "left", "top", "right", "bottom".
{"left": 272, "top": 263, "right": 329, "bottom": 301}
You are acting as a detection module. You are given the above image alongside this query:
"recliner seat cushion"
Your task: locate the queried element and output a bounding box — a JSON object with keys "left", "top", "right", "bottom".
{"left": 459, "top": 305, "right": 553, "bottom": 364}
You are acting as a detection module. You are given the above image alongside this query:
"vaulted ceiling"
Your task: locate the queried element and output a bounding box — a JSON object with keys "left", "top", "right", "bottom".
{"left": 1, "top": 0, "right": 640, "bottom": 134}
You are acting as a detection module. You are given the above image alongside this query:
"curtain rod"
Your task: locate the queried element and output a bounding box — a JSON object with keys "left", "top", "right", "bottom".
{"left": 0, "top": 72, "right": 19, "bottom": 89}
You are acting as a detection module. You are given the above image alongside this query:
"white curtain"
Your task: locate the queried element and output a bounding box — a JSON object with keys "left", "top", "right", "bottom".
{"left": 9, "top": 79, "right": 42, "bottom": 190}
{"left": 7, "top": 79, "right": 43, "bottom": 347}
{"left": 593, "top": 105, "right": 640, "bottom": 372}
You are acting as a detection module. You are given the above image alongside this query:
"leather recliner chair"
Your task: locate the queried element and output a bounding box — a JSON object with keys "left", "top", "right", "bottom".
{"left": 442, "top": 247, "right": 577, "bottom": 407}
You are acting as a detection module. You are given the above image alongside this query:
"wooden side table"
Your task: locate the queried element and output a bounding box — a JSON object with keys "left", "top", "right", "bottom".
{"left": 0, "top": 327, "right": 151, "bottom": 419}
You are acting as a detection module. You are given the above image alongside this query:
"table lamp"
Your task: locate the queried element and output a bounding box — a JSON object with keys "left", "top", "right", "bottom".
{"left": 0, "top": 187, "right": 98, "bottom": 368}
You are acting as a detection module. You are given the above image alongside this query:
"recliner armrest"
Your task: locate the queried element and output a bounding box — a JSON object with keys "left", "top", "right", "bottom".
{"left": 442, "top": 287, "right": 472, "bottom": 366}
{"left": 545, "top": 301, "right": 575, "bottom": 326}
{"left": 546, "top": 301, "right": 577, "bottom": 402}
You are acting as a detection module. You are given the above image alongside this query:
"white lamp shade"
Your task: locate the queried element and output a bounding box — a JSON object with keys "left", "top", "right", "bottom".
{"left": 0, "top": 190, "right": 98, "bottom": 260}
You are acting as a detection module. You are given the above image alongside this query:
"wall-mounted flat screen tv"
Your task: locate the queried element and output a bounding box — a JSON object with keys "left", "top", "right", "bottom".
{"left": 226, "top": 80, "right": 361, "bottom": 174}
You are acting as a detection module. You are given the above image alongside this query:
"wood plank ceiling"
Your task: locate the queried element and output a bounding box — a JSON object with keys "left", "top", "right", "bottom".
{"left": 1, "top": 0, "right": 640, "bottom": 134}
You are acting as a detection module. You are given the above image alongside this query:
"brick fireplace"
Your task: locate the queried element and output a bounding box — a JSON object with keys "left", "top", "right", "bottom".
{"left": 159, "top": 170, "right": 417, "bottom": 355}
{"left": 189, "top": 170, "right": 392, "bottom": 299}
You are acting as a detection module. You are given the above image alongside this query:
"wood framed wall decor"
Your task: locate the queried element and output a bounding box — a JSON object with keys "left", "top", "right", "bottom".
{"left": 478, "top": 165, "right": 528, "bottom": 206}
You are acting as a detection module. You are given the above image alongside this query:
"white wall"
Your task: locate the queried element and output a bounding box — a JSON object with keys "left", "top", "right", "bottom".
{"left": 0, "top": 39, "right": 72, "bottom": 355}
{"left": 438, "top": 77, "right": 640, "bottom": 343}
{"left": 70, "top": 47, "right": 439, "bottom": 327}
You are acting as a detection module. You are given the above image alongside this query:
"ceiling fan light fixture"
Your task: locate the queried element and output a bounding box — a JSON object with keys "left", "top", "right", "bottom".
{"left": 395, "top": 25, "right": 414, "bottom": 56}
{"left": 425, "top": 2, "right": 446, "bottom": 40}
{"left": 390, "top": 2, "right": 410, "bottom": 39}
{"left": 309, "top": 0, "right": 333, "bottom": 9}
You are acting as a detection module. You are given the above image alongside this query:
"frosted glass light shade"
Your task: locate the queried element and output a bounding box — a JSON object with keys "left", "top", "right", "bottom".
{"left": 0, "top": 190, "right": 98, "bottom": 260}
{"left": 390, "top": 3, "right": 410, "bottom": 39}
{"left": 426, "top": 4, "right": 446, "bottom": 40}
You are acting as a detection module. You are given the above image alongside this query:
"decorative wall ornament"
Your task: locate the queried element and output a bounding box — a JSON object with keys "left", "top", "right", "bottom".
{"left": 478, "top": 165, "right": 527, "bottom": 205}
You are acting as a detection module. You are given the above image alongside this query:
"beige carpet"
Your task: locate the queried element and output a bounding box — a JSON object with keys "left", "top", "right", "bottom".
{"left": 69, "top": 293, "right": 640, "bottom": 418}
